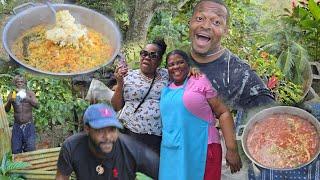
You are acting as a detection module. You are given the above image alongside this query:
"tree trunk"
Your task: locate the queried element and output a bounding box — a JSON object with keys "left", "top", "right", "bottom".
{"left": 125, "top": 0, "right": 158, "bottom": 44}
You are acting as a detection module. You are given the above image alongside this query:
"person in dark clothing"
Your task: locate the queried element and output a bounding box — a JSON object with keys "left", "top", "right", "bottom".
{"left": 5, "top": 75, "right": 38, "bottom": 154}
{"left": 189, "top": 1, "right": 319, "bottom": 180}
{"left": 188, "top": 0, "right": 275, "bottom": 179}
{"left": 56, "top": 103, "right": 159, "bottom": 180}
{"left": 189, "top": 0, "right": 274, "bottom": 112}
{"left": 191, "top": 50, "right": 274, "bottom": 111}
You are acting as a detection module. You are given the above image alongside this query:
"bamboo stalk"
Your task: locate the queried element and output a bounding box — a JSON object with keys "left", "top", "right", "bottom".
{"left": 13, "top": 147, "right": 60, "bottom": 158}
{"left": 19, "top": 174, "right": 56, "bottom": 180}
{"left": 11, "top": 169, "right": 56, "bottom": 175}
{"left": 37, "top": 166, "right": 57, "bottom": 171}
{"left": 26, "top": 161, "right": 57, "bottom": 170}
{"left": 14, "top": 152, "right": 59, "bottom": 162}
{"left": 27, "top": 156, "right": 58, "bottom": 166}
{"left": 20, "top": 175, "right": 55, "bottom": 180}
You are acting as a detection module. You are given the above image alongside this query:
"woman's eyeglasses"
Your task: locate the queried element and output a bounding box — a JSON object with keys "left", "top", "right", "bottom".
{"left": 140, "top": 50, "right": 160, "bottom": 60}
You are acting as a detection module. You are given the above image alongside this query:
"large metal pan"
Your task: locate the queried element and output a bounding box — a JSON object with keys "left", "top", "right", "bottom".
{"left": 2, "top": 3, "right": 121, "bottom": 76}
{"left": 239, "top": 106, "right": 320, "bottom": 170}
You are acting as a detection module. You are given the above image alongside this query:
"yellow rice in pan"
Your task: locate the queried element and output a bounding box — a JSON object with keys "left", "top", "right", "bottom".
{"left": 12, "top": 25, "right": 113, "bottom": 73}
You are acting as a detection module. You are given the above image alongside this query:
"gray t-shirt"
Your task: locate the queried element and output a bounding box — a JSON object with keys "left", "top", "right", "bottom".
{"left": 191, "top": 49, "right": 274, "bottom": 111}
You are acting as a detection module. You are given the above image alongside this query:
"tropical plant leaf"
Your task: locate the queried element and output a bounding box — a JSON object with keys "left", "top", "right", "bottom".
{"left": 292, "top": 41, "right": 309, "bottom": 83}
{"left": 297, "top": 7, "right": 310, "bottom": 20}
{"left": 300, "top": 19, "right": 317, "bottom": 29}
{"left": 1, "top": 152, "right": 9, "bottom": 175}
{"left": 308, "top": 0, "right": 320, "bottom": 21}
{"left": 262, "top": 42, "right": 281, "bottom": 55}
{"left": 282, "top": 48, "right": 294, "bottom": 79}
{"left": 293, "top": 42, "right": 308, "bottom": 71}
{"left": 5, "top": 161, "right": 29, "bottom": 172}
{"left": 0, "top": 152, "right": 30, "bottom": 177}
{"left": 8, "top": 174, "right": 25, "bottom": 180}
{"left": 277, "top": 51, "right": 286, "bottom": 70}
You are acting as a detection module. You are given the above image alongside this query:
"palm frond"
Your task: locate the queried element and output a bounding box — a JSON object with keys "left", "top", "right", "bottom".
{"left": 277, "top": 51, "right": 286, "bottom": 70}
{"left": 1, "top": 152, "right": 8, "bottom": 175}
{"left": 291, "top": 41, "right": 309, "bottom": 83}
{"left": 282, "top": 48, "right": 294, "bottom": 79}
{"left": 262, "top": 42, "right": 281, "bottom": 55}
{"left": 5, "top": 162, "right": 29, "bottom": 173}
{"left": 0, "top": 153, "right": 30, "bottom": 177}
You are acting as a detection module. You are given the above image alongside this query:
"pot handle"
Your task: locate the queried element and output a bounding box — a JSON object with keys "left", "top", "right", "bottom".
{"left": 252, "top": 162, "right": 261, "bottom": 179}
{"left": 308, "top": 87, "right": 320, "bottom": 100}
{"left": 236, "top": 125, "right": 246, "bottom": 141}
{"left": 13, "top": 2, "right": 35, "bottom": 15}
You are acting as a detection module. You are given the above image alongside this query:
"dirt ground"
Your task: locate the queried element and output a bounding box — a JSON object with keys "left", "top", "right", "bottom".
{"left": 36, "top": 125, "right": 73, "bottom": 150}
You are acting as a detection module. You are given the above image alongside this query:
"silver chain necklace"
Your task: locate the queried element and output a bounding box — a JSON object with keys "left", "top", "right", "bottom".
{"left": 204, "top": 47, "right": 226, "bottom": 57}
{"left": 190, "top": 47, "right": 225, "bottom": 57}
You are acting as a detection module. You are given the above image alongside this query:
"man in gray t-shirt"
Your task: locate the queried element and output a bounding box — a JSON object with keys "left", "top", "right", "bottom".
{"left": 189, "top": 0, "right": 274, "bottom": 114}
{"left": 191, "top": 50, "right": 274, "bottom": 112}
{"left": 188, "top": 1, "right": 319, "bottom": 180}
{"left": 188, "top": 0, "right": 275, "bottom": 178}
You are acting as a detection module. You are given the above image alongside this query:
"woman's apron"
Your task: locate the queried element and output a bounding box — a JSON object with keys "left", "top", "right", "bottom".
{"left": 159, "top": 80, "right": 209, "bottom": 180}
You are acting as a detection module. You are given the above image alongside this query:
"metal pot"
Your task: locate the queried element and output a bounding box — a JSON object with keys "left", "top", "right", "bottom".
{"left": 239, "top": 106, "right": 320, "bottom": 170}
{"left": 2, "top": 3, "right": 121, "bottom": 76}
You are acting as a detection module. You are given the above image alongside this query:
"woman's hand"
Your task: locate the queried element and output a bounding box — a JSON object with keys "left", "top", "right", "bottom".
{"left": 188, "top": 67, "right": 201, "bottom": 78}
{"left": 226, "top": 148, "right": 242, "bottom": 173}
{"left": 111, "top": 65, "right": 127, "bottom": 111}
{"left": 114, "top": 65, "right": 128, "bottom": 84}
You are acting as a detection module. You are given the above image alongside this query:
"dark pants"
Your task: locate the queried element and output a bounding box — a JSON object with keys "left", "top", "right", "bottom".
{"left": 126, "top": 129, "right": 161, "bottom": 155}
{"left": 11, "top": 122, "right": 36, "bottom": 154}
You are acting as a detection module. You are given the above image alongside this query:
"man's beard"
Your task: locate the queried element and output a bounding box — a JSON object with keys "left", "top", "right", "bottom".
{"left": 88, "top": 135, "right": 113, "bottom": 156}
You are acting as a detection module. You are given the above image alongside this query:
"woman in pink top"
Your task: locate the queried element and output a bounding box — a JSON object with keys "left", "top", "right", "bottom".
{"left": 159, "top": 50, "right": 241, "bottom": 180}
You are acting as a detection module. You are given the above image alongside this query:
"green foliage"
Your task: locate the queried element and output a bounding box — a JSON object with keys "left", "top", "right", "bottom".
{"left": 258, "top": 2, "right": 319, "bottom": 85}
{"left": 0, "top": 152, "right": 29, "bottom": 179}
{"left": 28, "top": 75, "right": 73, "bottom": 131}
{"left": 251, "top": 53, "right": 283, "bottom": 79}
{"left": 223, "top": 1, "right": 260, "bottom": 60}
{"left": 122, "top": 42, "right": 143, "bottom": 69}
{"left": 308, "top": 0, "right": 320, "bottom": 21}
{"left": 251, "top": 52, "right": 304, "bottom": 105}
{"left": 291, "top": 1, "right": 320, "bottom": 62}
{"left": 0, "top": 69, "right": 89, "bottom": 133}
{"left": 77, "top": 0, "right": 110, "bottom": 13}
{"left": 277, "top": 81, "right": 303, "bottom": 105}
{"left": 136, "top": 172, "right": 152, "bottom": 180}
{"left": 0, "top": 0, "right": 14, "bottom": 15}
{"left": 77, "top": 0, "right": 129, "bottom": 34}
{"left": 148, "top": 11, "right": 190, "bottom": 67}
{"left": 148, "top": 0, "right": 196, "bottom": 67}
